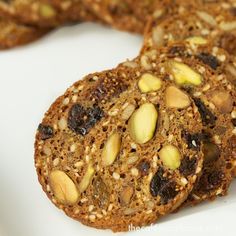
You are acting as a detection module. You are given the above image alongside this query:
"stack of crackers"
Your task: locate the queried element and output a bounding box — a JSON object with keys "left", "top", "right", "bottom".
{"left": 2, "top": 0, "right": 235, "bottom": 232}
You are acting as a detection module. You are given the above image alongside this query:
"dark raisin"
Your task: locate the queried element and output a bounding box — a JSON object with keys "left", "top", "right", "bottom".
{"left": 208, "top": 171, "right": 224, "bottom": 189}
{"left": 197, "top": 170, "right": 224, "bottom": 192}
{"left": 219, "top": 33, "right": 236, "bottom": 54}
{"left": 150, "top": 168, "right": 178, "bottom": 204}
{"left": 93, "top": 176, "right": 110, "bottom": 208}
{"left": 38, "top": 124, "right": 54, "bottom": 140}
{"left": 182, "top": 131, "right": 203, "bottom": 150}
{"left": 68, "top": 104, "right": 104, "bottom": 135}
{"left": 179, "top": 156, "right": 197, "bottom": 177}
{"left": 159, "top": 183, "right": 178, "bottom": 204}
{"left": 228, "top": 135, "right": 236, "bottom": 149}
{"left": 193, "top": 98, "right": 216, "bottom": 126}
{"left": 230, "top": 7, "right": 236, "bottom": 16}
{"left": 203, "top": 142, "right": 220, "bottom": 164}
{"left": 196, "top": 53, "right": 220, "bottom": 70}
{"left": 168, "top": 45, "right": 186, "bottom": 57}
{"left": 232, "top": 119, "right": 236, "bottom": 126}
{"left": 91, "top": 77, "right": 127, "bottom": 102}
{"left": 137, "top": 160, "right": 150, "bottom": 176}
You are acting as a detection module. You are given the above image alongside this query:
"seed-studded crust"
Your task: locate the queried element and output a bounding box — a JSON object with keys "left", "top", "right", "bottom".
{"left": 0, "top": 18, "right": 48, "bottom": 49}
{"left": 0, "top": 0, "right": 98, "bottom": 27}
{"left": 141, "top": 2, "right": 236, "bottom": 179}
{"left": 142, "top": 3, "right": 236, "bottom": 55}
{"left": 82, "top": 0, "right": 145, "bottom": 33}
{"left": 35, "top": 57, "right": 205, "bottom": 231}
{"left": 139, "top": 42, "right": 236, "bottom": 205}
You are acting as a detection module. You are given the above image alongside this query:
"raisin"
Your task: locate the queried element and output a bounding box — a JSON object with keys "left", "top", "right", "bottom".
{"left": 91, "top": 77, "right": 127, "bottom": 102}
{"left": 193, "top": 98, "right": 216, "bottom": 126}
{"left": 219, "top": 33, "right": 236, "bottom": 54}
{"left": 230, "top": 7, "right": 236, "bottom": 16}
{"left": 208, "top": 171, "right": 224, "bottom": 187}
{"left": 196, "top": 53, "right": 220, "bottom": 70}
{"left": 150, "top": 168, "right": 178, "bottom": 204}
{"left": 228, "top": 135, "right": 236, "bottom": 149}
{"left": 38, "top": 124, "right": 54, "bottom": 140}
{"left": 197, "top": 170, "right": 224, "bottom": 192}
{"left": 168, "top": 45, "right": 186, "bottom": 57}
{"left": 93, "top": 176, "right": 110, "bottom": 208}
{"left": 182, "top": 131, "right": 203, "bottom": 150}
{"left": 232, "top": 119, "right": 236, "bottom": 126}
{"left": 179, "top": 156, "right": 197, "bottom": 177}
{"left": 137, "top": 160, "right": 150, "bottom": 176}
{"left": 68, "top": 104, "right": 104, "bottom": 135}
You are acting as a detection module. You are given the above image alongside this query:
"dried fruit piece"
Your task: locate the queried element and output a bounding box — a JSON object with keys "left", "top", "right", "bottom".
{"left": 186, "top": 36, "right": 208, "bottom": 45}
{"left": 138, "top": 73, "right": 162, "bottom": 93}
{"left": 219, "top": 33, "right": 236, "bottom": 54}
{"left": 168, "top": 46, "right": 186, "bottom": 57}
{"left": 150, "top": 168, "right": 178, "bottom": 204}
{"left": 193, "top": 98, "right": 216, "bottom": 126}
{"left": 102, "top": 132, "right": 121, "bottom": 166}
{"left": 38, "top": 124, "right": 53, "bottom": 140}
{"left": 198, "top": 170, "right": 224, "bottom": 192}
{"left": 179, "top": 156, "right": 197, "bottom": 177}
{"left": 165, "top": 86, "right": 191, "bottom": 109}
{"left": 166, "top": 60, "right": 202, "bottom": 86}
{"left": 203, "top": 142, "right": 220, "bottom": 164}
{"left": 93, "top": 176, "right": 110, "bottom": 208}
{"left": 197, "top": 53, "right": 219, "bottom": 70}
{"left": 49, "top": 170, "right": 79, "bottom": 205}
{"left": 91, "top": 77, "right": 127, "bottom": 102}
{"left": 159, "top": 145, "right": 181, "bottom": 170}
{"left": 68, "top": 104, "right": 104, "bottom": 135}
{"left": 137, "top": 160, "right": 150, "bottom": 176}
{"left": 128, "top": 103, "right": 158, "bottom": 144}
{"left": 211, "top": 91, "right": 233, "bottom": 114}
{"left": 120, "top": 186, "right": 134, "bottom": 205}
{"left": 79, "top": 163, "right": 95, "bottom": 193}
{"left": 182, "top": 131, "right": 203, "bottom": 150}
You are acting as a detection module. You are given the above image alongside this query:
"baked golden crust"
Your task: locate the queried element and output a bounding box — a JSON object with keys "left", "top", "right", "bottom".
{"left": 0, "top": 18, "right": 48, "bottom": 49}
{"left": 0, "top": 0, "right": 98, "bottom": 27}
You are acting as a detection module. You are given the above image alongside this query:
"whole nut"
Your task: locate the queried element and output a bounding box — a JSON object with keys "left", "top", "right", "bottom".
{"left": 102, "top": 132, "right": 121, "bottom": 166}
{"left": 159, "top": 145, "right": 181, "bottom": 170}
{"left": 79, "top": 163, "right": 95, "bottom": 193}
{"left": 49, "top": 170, "right": 79, "bottom": 204}
{"left": 211, "top": 91, "right": 233, "bottom": 113}
{"left": 128, "top": 103, "right": 158, "bottom": 144}
{"left": 165, "top": 86, "right": 191, "bottom": 108}
{"left": 186, "top": 36, "right": 208, "bottom": 45}
{"left": 120, "top": 186, "right": 134, "bottom": 205}
{"left": 138, "top": 73, "right": 162, "bottom": 93}
{"left": 166, "top": 60, "right": 202, "bottom": 86}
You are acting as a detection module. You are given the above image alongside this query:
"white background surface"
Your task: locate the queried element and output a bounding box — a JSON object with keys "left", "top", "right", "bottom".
{"left": 0, "top": 23, "right": 235, "bottom": 236}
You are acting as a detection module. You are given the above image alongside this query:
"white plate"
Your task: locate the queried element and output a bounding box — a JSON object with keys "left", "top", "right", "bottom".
{"left": 0, "top": 23, "right": 235, "bottom": 236}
